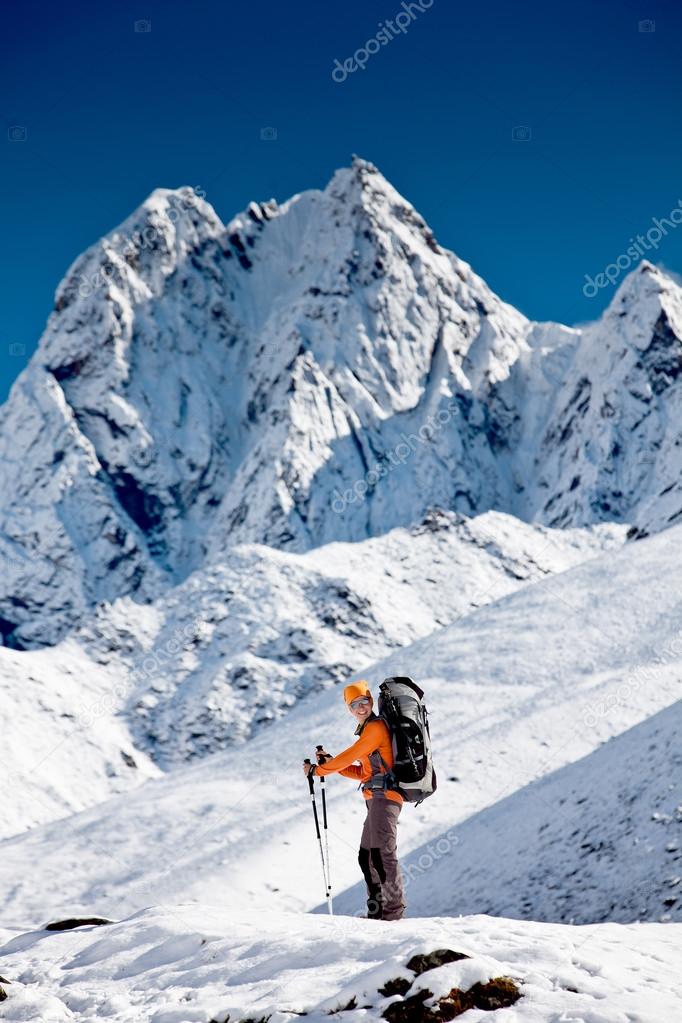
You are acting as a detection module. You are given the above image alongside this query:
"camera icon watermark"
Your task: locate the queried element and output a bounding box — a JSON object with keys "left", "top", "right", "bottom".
{"left": 8, "top": 342, "right": 26, "bottom": 356}
{"left": 512, "top": 125, "right": 531, "bottom": 142}
{"left": 638, "top": 19, "right": 655, "bottom": 32}
{"left": 8, "top": 125, "right": 27, "bottom": 142}
{"left": 134, "top": 18, "right": 152, "bottom": 32}
{"left": 260, "top": 126, "right": 278, "bottom": 142}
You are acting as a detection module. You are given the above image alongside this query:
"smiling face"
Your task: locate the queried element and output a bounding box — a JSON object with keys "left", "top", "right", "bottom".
{"left": 349, "top": 694, "right": 373, "bottom": 723}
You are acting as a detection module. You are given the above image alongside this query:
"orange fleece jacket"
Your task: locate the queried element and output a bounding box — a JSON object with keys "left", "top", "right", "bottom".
{"left": 314, "top": 715, "right": 403, "bottom": 803}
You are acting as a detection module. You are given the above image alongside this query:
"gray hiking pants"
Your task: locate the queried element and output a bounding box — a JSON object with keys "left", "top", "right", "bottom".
{"left": 358, "top": 792, "right": 405, "bottom": 920}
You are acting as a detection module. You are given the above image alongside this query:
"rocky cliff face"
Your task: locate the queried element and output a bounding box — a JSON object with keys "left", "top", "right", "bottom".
{"left": 1, "top": 159, "right": 681, "bottom": 648}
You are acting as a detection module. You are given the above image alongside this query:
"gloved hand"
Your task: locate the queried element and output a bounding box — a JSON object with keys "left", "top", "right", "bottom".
{"left": 315, "top": 747, "right": 333, "bottom": 765}
{"left": 302, "top": 760, "right": 317, "bottom": 777}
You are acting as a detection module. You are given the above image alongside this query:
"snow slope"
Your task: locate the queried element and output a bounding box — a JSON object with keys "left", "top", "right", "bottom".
{"left": 1, "top": 510, "right": 622, "bottom": 838}
{"left": 0, "top": 638, "right": 160, "bottom": 840}
{"left": 1, "top": 523, "right": 680, "bottom": 930}
{"left": 1, "top": 907, "right": 680, "bottom": 1023}
{"left": 336, "top": 700, "right": 682, "bottom": 926}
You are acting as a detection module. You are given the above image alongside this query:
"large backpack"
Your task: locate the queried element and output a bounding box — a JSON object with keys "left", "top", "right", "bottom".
{"left": 377, "top": 676, "right": 437, "bottom": 805}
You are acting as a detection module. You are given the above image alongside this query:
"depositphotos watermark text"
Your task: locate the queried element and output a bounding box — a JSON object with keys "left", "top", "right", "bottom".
{"left": 332, "top": 401, "right": 459, "bottom": 514}
{"left": 332, "top": 0, "right": 434, "bottom": 82}
{"left": 582, "top": 198, "right": 682, "bottom": 296}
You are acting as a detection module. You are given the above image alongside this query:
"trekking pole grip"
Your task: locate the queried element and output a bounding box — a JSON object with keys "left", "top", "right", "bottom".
{"left": 316, "top": 744, "right": 333, "bottom": 768}
{"left": 304, "top": 758, "right": 315, "bottom": 793}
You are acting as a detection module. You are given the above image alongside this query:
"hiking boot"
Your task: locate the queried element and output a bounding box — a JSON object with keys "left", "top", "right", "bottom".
{"left": 366, "top": 886, "right": 383, "bottom": 920}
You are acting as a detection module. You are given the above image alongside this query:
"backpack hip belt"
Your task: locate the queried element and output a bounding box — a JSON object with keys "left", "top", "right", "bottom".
{"left": 359, "top": 750, "right": 397, "bottom": 794}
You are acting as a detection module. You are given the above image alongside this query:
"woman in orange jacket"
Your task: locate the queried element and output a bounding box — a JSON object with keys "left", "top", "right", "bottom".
{"left": 302, "top": 680, "right": 405, "bottom": 920}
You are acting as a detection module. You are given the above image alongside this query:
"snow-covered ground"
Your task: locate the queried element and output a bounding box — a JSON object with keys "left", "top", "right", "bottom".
{"left": 1, "top": 907, "right": 680, "bottom": 1023}
{"left": 1, "top": 524, "right": 680, "bottom": 933}
{"left": 0, "top": 639, "right": 160, "bottom": 840}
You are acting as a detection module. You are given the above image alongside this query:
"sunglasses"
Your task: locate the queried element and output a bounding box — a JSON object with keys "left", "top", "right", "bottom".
{"left": 350, "top": 697, "right": 371, "bottom": 709}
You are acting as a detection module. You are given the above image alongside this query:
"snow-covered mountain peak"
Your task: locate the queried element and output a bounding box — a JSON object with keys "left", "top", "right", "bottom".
{"left": 494, "top": 257, "right": 682, "bottom": 531}
{"left": 599, "top": 259, "right": 682, "bottom": 353}
{"left": 3, "top": 162, "right": 682, "bottom": 647}
{"left": 576, "top": 259, "right": 682, "bottom": 394}
{"left": 51, "top": 186, "right": 223, "bottom": 319}
{"left": 117, "top": 184, "right": 223, "bottom": 246}
{"left": 328, "top": 154, "right": 402, "bottom": 207}
{"left": 610, "top": 257, "right": 665, "bottom": 305}
{"left": 326, "top": 155, "right": 439, "bottom": 243}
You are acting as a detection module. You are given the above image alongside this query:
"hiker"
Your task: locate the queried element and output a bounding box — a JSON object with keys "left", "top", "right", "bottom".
{"left": 302, "top": 679, "right": 406, "bottom": 921}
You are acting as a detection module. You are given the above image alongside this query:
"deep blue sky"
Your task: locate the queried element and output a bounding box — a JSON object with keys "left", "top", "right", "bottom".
{"left": 2, "top": 0, "right": 682, "bottom": 402}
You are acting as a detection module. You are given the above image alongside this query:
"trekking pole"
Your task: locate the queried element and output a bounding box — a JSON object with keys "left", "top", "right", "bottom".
{"left": 304, "top": 759, "right": 333, "bottom": 915}
{"left": 316, "top": 744, "right": 333, "bottom": 911}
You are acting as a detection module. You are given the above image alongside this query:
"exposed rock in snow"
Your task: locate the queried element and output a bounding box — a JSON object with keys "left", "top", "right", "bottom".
{"left": 0, "top": 906, "right": 680, "bottom": 1023}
